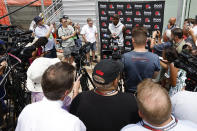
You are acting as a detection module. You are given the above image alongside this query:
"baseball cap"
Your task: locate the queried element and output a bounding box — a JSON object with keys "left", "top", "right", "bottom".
{"left": 26, "top": 57, "right": 60, "bottom": 92}
{"left": 34, "top": 16, "right": 43, "bottom": 24}
{"left": 92, "top": 59, "right": 123, "bottom": 85}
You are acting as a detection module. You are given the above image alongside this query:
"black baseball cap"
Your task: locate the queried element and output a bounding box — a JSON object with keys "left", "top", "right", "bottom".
{"left": 34, "top": 16, "right": 43, "bottom": 24}
{"left": 92, "top": 59, "right": 123, "bottom": 85}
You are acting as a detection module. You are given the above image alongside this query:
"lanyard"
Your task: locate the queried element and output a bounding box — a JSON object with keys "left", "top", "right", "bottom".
{"left": 141, "top": 118, "right": 178, "bottom": 131}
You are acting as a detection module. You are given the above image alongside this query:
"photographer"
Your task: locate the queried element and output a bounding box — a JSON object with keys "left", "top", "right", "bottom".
{"left": 122, "top": 27, "right": 160, "bottom": 93}
{"left": 34, "top": 16, "right": 57, "bottom": 58}
{"left": 81, "top": 18, "right": 98, "bottom": 65}
{"left": 160, "top": 47, "right": 186, "bottom": 96}
{"left": 109, "top": 14, "right": 126, "bottom": 47}
{"left": 58, "top": 18, "right": 76, "bottom": 64}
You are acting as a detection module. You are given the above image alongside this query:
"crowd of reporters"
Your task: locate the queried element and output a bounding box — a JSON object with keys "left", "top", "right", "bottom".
{"left": 1, "top": 13, "right": 197, "bottom": 130}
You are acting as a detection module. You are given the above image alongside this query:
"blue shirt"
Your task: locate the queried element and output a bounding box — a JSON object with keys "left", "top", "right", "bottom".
{"left": 122, "top": 51, "right": 160, "bottom": 91}
{"left": 153, "top": 42, "right": 172, "bottom": 56}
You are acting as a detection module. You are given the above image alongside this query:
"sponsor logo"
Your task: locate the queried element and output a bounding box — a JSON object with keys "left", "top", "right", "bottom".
{"left": 126, "top": 29, "right": 131, "bottom": 35}
{"left": 127, "top": 17, "right": 132, "bottom": 22}
{"left": 144, "top": 11, "right": 152, "bottom": 16}
{"left": 103, "top": 55, "right": 108, "bottom": 59}
{"left": 155, "top": 11, "right": 161, "bottom": 16}
{"left": 134, "top": 4, "right": 142, "bottom": 9}
{"left": 118, "top": 10, "right": 123, "bottom": 16}
{"left": 145, "top": 4, "right": 151, "bottom": 9}
{"left": 125, "top": 36, "right": 132, "bottom": 40}
{"left": 145, "top": 18, "right": 150, "bottom": 23}
{"left": 136, "top": 11, "right": 141, "bottom": 16}
{"left": 125, "top": 11, "right": 133, "bottom": 16}
{"left": 100, "top": 16, "right": 107, "bottom": 21}
{"left": 101, "top": 22, "right": 107, "bottom": 27}
{"left": 108, "top": 11, "right": 115, "bottom": 16}
{"left": 102, "top": 44, "right": 107, "bottom": 48}
{"left": 125, "top": 24, "right": 133, "bottom": 28}
{"left": 125, "top": 41, "right": 131, "bottom": 46}
{"left": 101, "top": 28, "right": 108, "bottom": 33}
{"left": 101, "top": 10, "right": 106, "bottom": 15}
{"left": 143, "top": 24, "right": 151, "bottom": 29}
{"left": 117, "top": 4, "right": 124, "bottom": 9}
{"left": 153, "top": 18, "right": 161, "bottom": 23}
{"left": 110, "top": 16, "right": 113, "bottom": 21}
{"left": 154, "top": 24, "right": 160, "bottom": 29}
{"left": 127, "top": 4, "right": 132, "bottom": 9}
{"left": 101, "top": 39, "right": 108, "bottom": 44}
{"left": 134, "top": 18, "right": 142, "bottom": 23}
{"left": 109, "top": 4, "right": 114, "bottom": 9}
{"left": 100, "top": 4, "right": 107, "bottom": 9}
{"left": 154, "top": 4, "right": 163, "bottom": 9}
{"left": 135, "top": 24, "right": 140, "bottom": 27}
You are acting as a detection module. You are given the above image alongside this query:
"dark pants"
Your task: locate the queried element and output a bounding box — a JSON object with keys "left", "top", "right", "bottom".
{"left": 44, "top": 47, "right": 57, "bottom": 58}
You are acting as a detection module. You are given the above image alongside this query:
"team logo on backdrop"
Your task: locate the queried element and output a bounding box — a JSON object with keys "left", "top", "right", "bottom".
{"left": 125, "top": 11, "right": 133, "bottom": 16}
{"left": 98, "top": 1, "right": 165, "bottom": 58}
{"left": 101, "top": 22, "right": 107, "bottom": 27}
{"left": 154, "top": 4, "right": 163, "bottom": 9}
{"left": 101, "top": 10, "right": 106, "bottom": 15}
{"left": 145, "top": 4, "right": 151, "bottom": 9}
{"left": 100, "top": 4, "right": 107, "bottom": 9}
{"left": 109, "top": 4, "right": 114, "bottom": 9}
{"left": 145, "top": 18, "right": 150, "bottom": 23}
{"left": 118, "top": 11, "right": 123, "bottom": 15}
{"left": 155, "top": 11, "right": 161, "bottom": 16}
{"left": 117, "top": 4, "right": 124, "bottom": 9}
{"left": 125, "top": 41, "right": 131, "bottom": 46}
{"left": 154, "top": 25, "right": 160, "bottom": 29}
{"left": 144, "top": 11, "right": 152, "bottom": 16}
{"left": 127, "top": 4, "right": 132, "bottom": 9}
{"left": 127, "top": 17, "right": 132, "bottom": 22}
{"left": 135, "top": 24, "right": 140, "bottom": 27}
{"left": 126, "top": 29, "right": 131, "bottom": 35}
{"left": 134, "top": 4, "right": 142, "bottom": 9}
{"left": 136, "top": 11, "right": 141, "bottom": 16}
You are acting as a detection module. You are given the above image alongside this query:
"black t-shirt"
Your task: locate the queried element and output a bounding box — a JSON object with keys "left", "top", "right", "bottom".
{"left": 70, "top": 90, "right": 141, "bottom": 131}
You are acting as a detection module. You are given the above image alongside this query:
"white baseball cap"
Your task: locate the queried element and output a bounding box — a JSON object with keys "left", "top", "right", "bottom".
{"left": 26, "top": 57, "right": 60, "bottom": 92}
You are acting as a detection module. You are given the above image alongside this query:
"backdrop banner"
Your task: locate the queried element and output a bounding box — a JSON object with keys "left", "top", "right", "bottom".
{"left": 98, "top": 1, "right": 165, "bottom": 59}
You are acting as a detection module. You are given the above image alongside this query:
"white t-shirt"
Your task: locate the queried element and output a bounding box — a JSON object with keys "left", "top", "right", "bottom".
{"left": 171, "top": 90, "right": 197, "bottom": 124}
{"left": 192, "top": 26, "right": 197, "bottom": 37}
{"left": 108, "top": 21, "right": 124, "bottom": 46}
{"left": 81, "top": 24, "right": 97, "bottom": 43}
{"left": 35, "top": 25, "right": 55, "bottom": 51}
{"left": 15, "top": 98, "right": 86, "bottom": 131}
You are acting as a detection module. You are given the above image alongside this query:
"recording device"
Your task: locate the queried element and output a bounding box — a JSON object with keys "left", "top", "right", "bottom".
{"left": 166, "top": 48, "right": 197, "bottom": 91}
{"left": 71, "top": 43, "right": 95, "bottom": 91}
{"left": 103, "top": 34, "right": 122, "bottom": 60}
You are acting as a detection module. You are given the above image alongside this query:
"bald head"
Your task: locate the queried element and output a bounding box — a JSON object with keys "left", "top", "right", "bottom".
{"left": 169, "top": 17, "right": 176, "bottom": 25}
{"left": 137, "top": 79, "right": 172, "bottom": 125}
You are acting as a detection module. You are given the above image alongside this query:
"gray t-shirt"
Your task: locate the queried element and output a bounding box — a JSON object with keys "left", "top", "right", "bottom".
{"left": 58, "top": 25, "right": 75, "bottom": 48}
{"left": 122, "top": 51, "right": 160, "bottom": 91}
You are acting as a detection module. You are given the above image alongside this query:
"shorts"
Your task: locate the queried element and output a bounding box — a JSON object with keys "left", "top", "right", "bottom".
{"left": 86, "top": 42, "right": 97, "bottom": 52}
{"left": 63, "top": 46, "right": 75, "bottom": 57}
